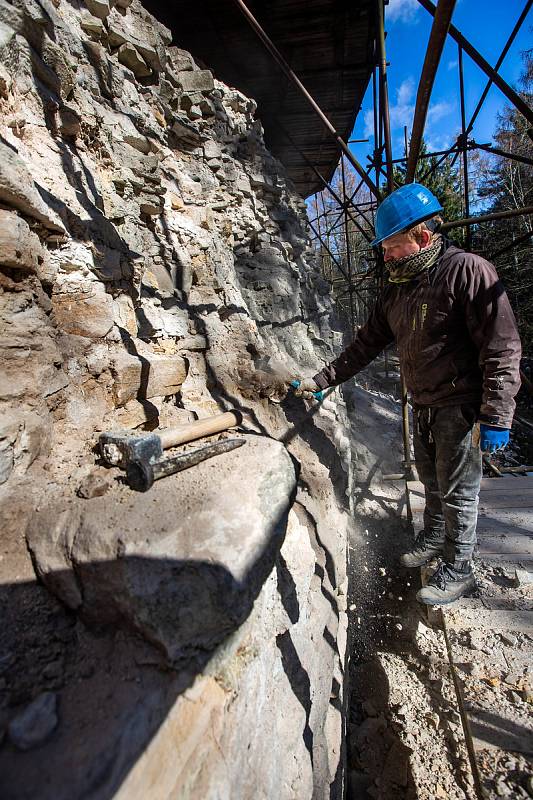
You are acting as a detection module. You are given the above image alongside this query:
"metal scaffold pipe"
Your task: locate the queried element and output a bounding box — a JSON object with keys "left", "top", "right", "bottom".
{"left": 441, "top": 205, "right": 533, "bottom": 231}
{"left": 417, "top": 0, "right": 533, "bottom": 127}
{"left": 406, "top": 0, "right": 457, "bottom": 182}
{"left": 232, "top": 0, "right": 380, "bottom": 200}
{"left": 465, "top": 0, "right": 533, "bottom": 136}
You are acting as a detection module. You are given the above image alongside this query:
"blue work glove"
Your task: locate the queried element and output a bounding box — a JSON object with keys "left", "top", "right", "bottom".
{"left": 479, "top": 424, "right": 510, "bottom": 453}
{"left": 290, "top": 379, "right": 324, "bottom": 402}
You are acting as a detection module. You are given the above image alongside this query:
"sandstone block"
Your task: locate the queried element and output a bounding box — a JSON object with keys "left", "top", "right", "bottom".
{"left": 80, "top": 13, "right": 104, "bottom": 37}
{"left": 27, "top": 437, "right": 297, "bottom": 662}
{"left": 170, "top": 117, "right": 203, "bottom": 147}
{"left": 117, "top": 42, "right": 151, "bottom": 78}
{"left": 168, "top": 47, "right": 195, "bottom": 72}
{"left": 0, "top": 141, "right": 65, "bottom": 233}
{"left": 52, "top": 284, "right": 114, "bottom": 339}
{"left": 113, "top": 294, "right": 138, "bottom": 336}
{"left": 0, "top": 210, "right": 43, "bottom": 272}
{"left": 143, "top": 351, "right": 187, "bottom": 398}
{"left": 178, "top": 69, "right": 214, "bottom": 93}
{"left": 84, "top": 0, "right": 110, "bottom": 20}
{"left": 110, "top": 348, "right": 187, "bottom": 405}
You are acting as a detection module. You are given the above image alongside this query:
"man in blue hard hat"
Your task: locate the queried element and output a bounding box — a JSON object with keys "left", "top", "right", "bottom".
{"left": 295, "top": 183, "right": 522, "bottom": 606}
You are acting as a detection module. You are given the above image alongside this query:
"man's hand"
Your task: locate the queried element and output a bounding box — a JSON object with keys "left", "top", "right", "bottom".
{"left": 479, "top": 424, "right": 510, "bottom": 453}
{"left": 291, "top": 378, "right": 323, "bottom": 400}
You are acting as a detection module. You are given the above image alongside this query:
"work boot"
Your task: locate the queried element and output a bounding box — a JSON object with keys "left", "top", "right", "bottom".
{"left": 416, "top": 562, "right": 476, "bottom": 606}
{"left": 400, "top": 531, "right": 443, "bottom": 568}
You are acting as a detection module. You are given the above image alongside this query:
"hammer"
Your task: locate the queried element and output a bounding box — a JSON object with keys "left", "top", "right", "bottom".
{"left": 99, "top": 410, "right": 243, "bottom": 468}
{"left": 126, "top": 438, "right": 245, "bottom": 492}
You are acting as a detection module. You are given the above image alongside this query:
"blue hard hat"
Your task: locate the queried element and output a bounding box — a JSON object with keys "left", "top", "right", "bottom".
{"left": 371, "top": 183, "right": 443, "bottom": 247}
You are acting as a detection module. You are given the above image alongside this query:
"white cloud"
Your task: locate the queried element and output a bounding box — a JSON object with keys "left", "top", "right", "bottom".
{"left": 427, "top": 100, "right": 454, "bottom": 124}
{"left": 389, "top": 77, "right": 416, "bottom": 129}
{"left": 386, "top": 0, "right": 420, "bottom": 23}
{"left": 447, "top": 59, "right": 458, "bottom": 71}
{"left": 363, "top": 109, "right": 375, "bottom": 138}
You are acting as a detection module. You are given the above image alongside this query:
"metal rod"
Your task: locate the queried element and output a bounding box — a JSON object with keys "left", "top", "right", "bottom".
{"left": 458, "top": 45, "right": 471, "bottom": 251}
{"left": 232, "top": 0, "right": 380, "bottom": 199}
{"left": 466, "top": 0, "right": 533, "bottom": 136}
{"left": 372, "top": 67, "right": 380, "bottom": 192}
{"left": 278, "top": 122, "right": 375, "bottom": 244}
{"left": 407, "top": 0, "right": 457, "bottom": 182}
{"left": 419, "top": 144, "right": 459, "bottom": 182}
{"left": 475, "top": 142, "right": 533, "bottom": 168}
{"left": 441, "top": 205, "right": 533, "bottom": 231}
{"left": 341, "top": 156, "right": 356, "bottom": 337}
{"left": 308, "top": 218, "right": 350, "bottom": 282}
{"left": 377, "top": 0, "right": 394, "bottom": 192}
{"left": 417, "top": 0, "right": 533, "bottom": 127}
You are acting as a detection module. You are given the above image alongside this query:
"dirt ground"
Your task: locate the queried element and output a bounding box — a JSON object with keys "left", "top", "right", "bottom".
{"left": 344, "top": 384, "right": 533, "bottom": 800}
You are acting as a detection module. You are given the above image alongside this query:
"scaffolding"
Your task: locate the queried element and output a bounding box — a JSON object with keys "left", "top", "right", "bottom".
{"left": 233, "top": 0, "right": 533, "bottom": 476}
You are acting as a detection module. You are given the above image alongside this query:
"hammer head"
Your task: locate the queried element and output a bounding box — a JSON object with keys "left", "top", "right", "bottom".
{"left": 99, "top": 431, "right": 163, "bottom": 468}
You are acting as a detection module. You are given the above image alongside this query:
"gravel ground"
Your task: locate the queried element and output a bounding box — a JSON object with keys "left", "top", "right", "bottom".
{"left": 344, "top": 384, "right": 477, "bottom": 800}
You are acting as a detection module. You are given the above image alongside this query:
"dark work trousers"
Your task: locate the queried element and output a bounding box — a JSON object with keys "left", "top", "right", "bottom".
{"left": 413, "top": 405, "right": 482, "bottom": 565}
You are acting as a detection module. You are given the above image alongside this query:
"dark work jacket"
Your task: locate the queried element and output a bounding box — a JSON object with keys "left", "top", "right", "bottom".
{"left": 313, "top": 243, "right": 522, "bottom": 429}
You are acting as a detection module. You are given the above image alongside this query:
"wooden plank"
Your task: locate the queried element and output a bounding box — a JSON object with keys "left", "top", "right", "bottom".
{"left": 478, "top": 494, "right": 533, "bottom": 509}
{"left": 445, "top": 608, "right": 533, "bottom": 633}
{"left": 480, "top": 487, "right": 533, "bottom": 500}
{"left": 477, "top": 535, "right": 533, "bottom": 556}
{"left": 477, "top": 516, "right": 533, "bottom": 537}
{"left": 477, "top": 553, "right": 533, "bottom": 565}
{"left": 481, "top": 476, "right": 533, "bottom": 492}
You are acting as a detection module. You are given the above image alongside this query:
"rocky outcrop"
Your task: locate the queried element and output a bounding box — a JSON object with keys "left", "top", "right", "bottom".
{"left": 0, "top": 1, "right": 352, "bottom": 797}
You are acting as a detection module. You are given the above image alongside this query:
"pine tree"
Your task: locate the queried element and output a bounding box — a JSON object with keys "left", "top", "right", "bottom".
{"left": 475, "top": 48, "right": 533, "bottom": 357}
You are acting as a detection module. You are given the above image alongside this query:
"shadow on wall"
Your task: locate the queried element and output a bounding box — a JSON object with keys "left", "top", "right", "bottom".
{"left": 0, "top": 525, "right": 320, "bottom": 799}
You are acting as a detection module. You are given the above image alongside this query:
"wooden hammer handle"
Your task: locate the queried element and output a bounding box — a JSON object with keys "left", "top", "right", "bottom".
{"left": 159, "top": 410, "right": 242, "bottom": 449}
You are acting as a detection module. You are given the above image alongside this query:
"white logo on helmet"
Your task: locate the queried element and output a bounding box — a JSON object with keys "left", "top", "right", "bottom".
{"left": 417, "top": 192, "right": 429, "bottom": 205}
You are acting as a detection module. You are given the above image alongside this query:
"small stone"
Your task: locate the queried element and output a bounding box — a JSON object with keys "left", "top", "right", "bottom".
{"left": 77, "top": 471, "right": 113, "bottom": 499}
{"left": 509, "top": 690, "right": 523, "bottom": 704}
{"left": 504, "top": 671, "right": 522, "bottom": 686}
{"left": 495, "top": 778, "right": 513, "bottom": 797}
{"left": 8, "top": 692, "right": 58, "bottom": 750}
{"left": 514, "top": 569, "right": 533, "bottom": 587}
{"left": 501, "top": 632, "right": 518, "bottom": 648}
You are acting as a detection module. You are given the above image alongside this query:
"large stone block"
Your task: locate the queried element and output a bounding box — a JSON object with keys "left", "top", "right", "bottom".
{"left": 52, "top": 283, "right": 114, "bottom": 339}
{"left": 0, "top": 210, "right": 43, "bottom": 272}
{"left": 27, "top": 436, "right": 297, "bottom": 662}
{"left": 117, "top": 42, "right": 151, "bottom": 78}
{"left": 178, "top": 69, "right": 214, "bottom": 94}
{"left": 0, "top": 141, "right": 65, "bottom": 233}
{"left": 110, "top": 347, "right": 187, "bottom": 405}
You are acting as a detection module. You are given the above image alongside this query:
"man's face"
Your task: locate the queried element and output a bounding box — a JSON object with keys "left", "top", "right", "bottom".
{"left": 381, "top": 232, "right": 420, "bottom": 262}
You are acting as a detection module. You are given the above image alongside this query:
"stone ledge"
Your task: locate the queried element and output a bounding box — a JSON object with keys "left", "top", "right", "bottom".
{"left": 27, "top": 435, "right": 297, "bottom": 664}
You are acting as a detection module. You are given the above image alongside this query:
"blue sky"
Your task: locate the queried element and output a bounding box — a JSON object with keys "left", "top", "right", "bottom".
{"left": 348, "top": 0, "right": 532, "bottom": 173}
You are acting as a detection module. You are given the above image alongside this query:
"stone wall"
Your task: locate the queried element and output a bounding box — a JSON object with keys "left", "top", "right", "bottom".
{"left": 0, "top": 1, "right": 354, "bottom": 797}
